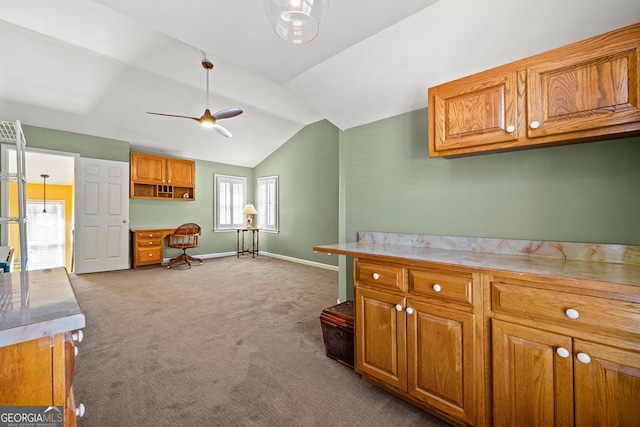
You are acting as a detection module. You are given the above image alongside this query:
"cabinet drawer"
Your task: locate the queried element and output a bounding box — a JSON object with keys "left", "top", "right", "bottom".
{"left": 136, "top": 231, "right": 164, "bottom": 241}
{"left": 136, "top": 237, "right": 163, "bottom": 247}
{"left": 409, "top": 269, "right": 473, "bottom": 307}
{"left": 136, "top": 248, "right": 163, "bottom": 264}
{"left": 356, "top": 261, "right": 404, "bottom": 292}
{"left": 491, "top": 280, "right": 640, "bottom": 336}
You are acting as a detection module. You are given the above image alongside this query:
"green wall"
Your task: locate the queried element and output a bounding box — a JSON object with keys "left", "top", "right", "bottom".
{"left": 23, "top": 125, "right": 129, "bottom": 162}
{"left": 338, "top": 107, "right": 640, "bottom": 299}
{"left": 254, "top": 120, "right": 340, "bottom": 266}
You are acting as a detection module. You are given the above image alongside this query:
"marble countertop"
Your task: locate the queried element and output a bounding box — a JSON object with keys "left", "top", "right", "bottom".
{"left": 0, "top": 267, "right": 85, "bottom": 348}
{"left": 313, "top": 242, "right": 640, "bottom": 288}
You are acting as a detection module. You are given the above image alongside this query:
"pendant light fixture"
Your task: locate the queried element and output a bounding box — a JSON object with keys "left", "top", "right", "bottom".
{"left": 263, "top": 0, "right": 329, "bottom": 44}
{"left": 41, "top": 174, "right": 49, "bottom": 213}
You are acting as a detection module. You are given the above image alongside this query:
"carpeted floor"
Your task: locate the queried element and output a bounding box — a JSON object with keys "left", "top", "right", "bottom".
{"left": 70, "top": 256, "right": 451, "bottom": 426}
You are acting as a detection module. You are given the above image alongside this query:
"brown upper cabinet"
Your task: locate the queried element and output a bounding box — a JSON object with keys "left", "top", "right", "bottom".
{"left": 428, "top": 23, "right": 640, "bottom": 158}
{"left": 130, "top": 152, "right": 195, "bottom": 200}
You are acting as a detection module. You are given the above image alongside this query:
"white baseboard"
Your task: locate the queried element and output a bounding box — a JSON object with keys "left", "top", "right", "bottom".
{"left": 163, "top": 251, "right": 339, "bottom": 271}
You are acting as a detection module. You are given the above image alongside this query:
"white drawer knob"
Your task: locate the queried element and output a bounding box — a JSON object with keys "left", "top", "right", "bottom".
{"left": 395, "top": 304, "right": 403, "bottom": 312}
{"left": 406, "top": 307, "right": 414, "bottom": 315}
{"left": 556, "top": 347, "right": 570, "bottom": 358}
{"left": 76, "top": 403, "right": 85, "bottom": 417}
{"left": 506, "top": 125, "right": 515, "bottom": 133}
{"left": 577, "top": 353, "right": 591, "bottom": 364}
{"left": 565, "top": 308, "right": 579, "bottom": 319}
{"left": 530, "top": 120, "right": 540, "bottom": 129}
{"left": 149, "top": 242, "right": 153, "bottom": 245}
{"left": 432, "top": 284, "right": 442, "bottom": 292}
{"left": 148, "top": 234, "right": 153, "bottom": 237}
{"left": 149, "top": 253, "right": 153, "bottom": 257}
{"left": 72, "top": 330, "right": 83, "bottom": 342}
{"left": 372, "top": 273, "right": 380, "bottom": 280}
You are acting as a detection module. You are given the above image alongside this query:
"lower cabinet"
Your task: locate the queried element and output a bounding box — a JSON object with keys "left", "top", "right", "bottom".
{"left": 0, "top": 332, "right": 84, "bottom": 426}
{"left": 492, "top": 320, "right": 640, "bottom": 427}
{"left": 355, "top": 263, "right": 480, "bottom": 426}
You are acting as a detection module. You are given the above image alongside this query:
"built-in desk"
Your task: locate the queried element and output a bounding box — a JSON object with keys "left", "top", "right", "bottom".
{"left": 130, "top": 228, "right": 176, "bottom": 268}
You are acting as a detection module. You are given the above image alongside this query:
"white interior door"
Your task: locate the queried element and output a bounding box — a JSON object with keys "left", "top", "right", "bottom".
{"left": 74, "top": 157, "right": 129, "bottom": 273}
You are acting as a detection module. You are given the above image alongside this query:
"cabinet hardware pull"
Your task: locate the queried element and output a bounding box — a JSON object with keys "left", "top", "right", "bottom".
{"left": 72, "top": 330, "right": 84, "bottom": 342}
{"left": 556, "top": 347, "right": 570, "bottom": 358}
{"left": 530, "top": 120, "right": 540, "bottom": 129}
{"left": 506, "top": 125, "right": 515, "bottom": 133}
{"left": 406, "top": 307, "right": 414, "bottom": 315}
{"left": 577, "top": 353, "right": 591, "bottom": 364}
{"left": 76, "top": 403, "right": 86, "bottom": 417}
{"left": 335, "top": 330, "right": 344, "bottom": 339}
{"left": 395, "top": 304, "right": 403, "bottom": 312}
{"left": 372, "top": 273, "right": 380, "bottom": 280}
{"left": 149, "top": 253, "right": 153, "bottom": 257}
{"left": 565, "top": 308, "right": 579, "bottom": 319}
{"left": 432, "top": 284, "right": 442, "bottom": 292}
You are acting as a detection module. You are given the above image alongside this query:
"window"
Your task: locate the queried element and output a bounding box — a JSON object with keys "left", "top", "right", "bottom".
{"left": 257, "top": 175, "right": 278, "bottom": 232}
{"left": 214, "top": 174, "right": 246, "bottom": 230}
{"left": 26, "top": 200, "right": 66, "bottom": 269}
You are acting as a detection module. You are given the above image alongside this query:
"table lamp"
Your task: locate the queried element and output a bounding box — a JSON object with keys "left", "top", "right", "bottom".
{"left": 243, "top": 204, "right": 258, "bottom": 228}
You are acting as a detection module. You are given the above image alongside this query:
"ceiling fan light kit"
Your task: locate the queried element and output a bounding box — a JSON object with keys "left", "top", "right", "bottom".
{"left": 147, "top": 60, "right": 243, "bottom": 137}
{"left": 263, "top": 0, "right": 328, "bottom": 44}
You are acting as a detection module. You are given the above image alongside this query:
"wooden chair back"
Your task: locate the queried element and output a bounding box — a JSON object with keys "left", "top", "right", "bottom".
{"left": 167, "top": 223, "right": 201, "bottom": 250}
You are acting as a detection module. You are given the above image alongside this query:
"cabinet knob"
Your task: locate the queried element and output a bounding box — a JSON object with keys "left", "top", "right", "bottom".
{"left": 372, "top": 273, "right": 380, "bottom": 280}
{"left": 577, "top": 353, "right": 591, "bottom": 364}
{"left": 565, "top": 308, "right": 579, "bottom": 319}
{"left": 530, "top": 120, "right": 540, "bottom": 129}
{"left": 395, "top": 304, "right": 403, "bottom": 312}
{"left": 76, "top": 403, "right": 86, "bottom": 417}
{"left": 149, "top": 253, "right": 153, "bottom": 257}
{"left": 556, "top": 347, "right": 570, "bottom": 358}
{"left": 506, "top": 125, "right": 515, "bottom": 133}
{"left": 432, "top": 284, "right": 442, "bottom": 292}
{"left": 406, "top": 307, "right": 414, "bottom": 315}
{"left": 72, "top": 330, "right": 84, "bottom": 342}
{"left": 149, "top": 234, "right": 153, "bottom": 237}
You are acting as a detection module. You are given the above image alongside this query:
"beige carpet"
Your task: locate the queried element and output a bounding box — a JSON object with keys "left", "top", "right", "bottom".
{"left": 70, "top": 256, "right": 451, "bottom": 426}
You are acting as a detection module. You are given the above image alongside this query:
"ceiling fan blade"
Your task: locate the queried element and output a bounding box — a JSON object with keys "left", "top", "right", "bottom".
{"left": 213, "top": 124, "right": 232, "bottom": 137}
{"left": 213, "top": 108, "right": 243, "bottom": 120}
{"left": 147, "top": 112, "right": 199, "bottom": 122}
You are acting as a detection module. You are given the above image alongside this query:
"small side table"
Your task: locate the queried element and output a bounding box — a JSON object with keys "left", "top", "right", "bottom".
{"left": 236, "top": 228, "right": 259, "bottom": 258}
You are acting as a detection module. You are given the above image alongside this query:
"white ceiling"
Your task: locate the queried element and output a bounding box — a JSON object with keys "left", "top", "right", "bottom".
{"left": 1, "top": 0, "right": 639, "bottom": 177}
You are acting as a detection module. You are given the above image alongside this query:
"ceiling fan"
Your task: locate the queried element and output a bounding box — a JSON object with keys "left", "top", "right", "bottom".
{"left": 147, "top": 60, "right": 243, "bottom": 137}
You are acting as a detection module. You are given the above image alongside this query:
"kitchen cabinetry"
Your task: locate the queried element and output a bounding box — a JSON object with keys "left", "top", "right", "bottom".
{"left": 355, "top": 260, "right": 481, "bottom": 426}
{"left": 130, "top": 152, "right": 195, "bottom": 200}
{"left": 490, "top": 274, "right": 640, "bottom": 427}
{"left": 428, "top": 22, "right": 640, "bottom": 158}
{"left": 0, "top": 268, "right": 85, "bottom": 426}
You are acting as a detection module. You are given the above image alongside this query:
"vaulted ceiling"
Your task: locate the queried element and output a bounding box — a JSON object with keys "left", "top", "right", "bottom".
{"left": 1, "top": 0, "right": 638, "bottom": 169}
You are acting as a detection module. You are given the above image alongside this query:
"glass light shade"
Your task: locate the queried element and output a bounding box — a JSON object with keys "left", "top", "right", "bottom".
{"left": 264, "top": 0, "right": 329, "bottom": 44}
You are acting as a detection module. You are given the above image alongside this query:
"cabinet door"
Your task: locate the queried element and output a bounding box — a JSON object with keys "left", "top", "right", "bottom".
{"left": 131, "top": 152, "right": 165, "bottom": 184}
{"left": 574, "top": 339, "right": 640, "bottom": 426}
{"left": 406, "top": 300, "right": 477, "bottom": 425}
{"left": 166, "top": 158, "right": 195, "bottom": 187}
{"left": 355, "top": 287, "right": 406, "bottom": 390}
{"left": 527, "top": 25, "right": 640, "bottom": 139}
{"left": 492, "top": 320, "right": 574, "bottom": 427}
{"left": 429, "top": 70, "right": 520, "bottom": 156}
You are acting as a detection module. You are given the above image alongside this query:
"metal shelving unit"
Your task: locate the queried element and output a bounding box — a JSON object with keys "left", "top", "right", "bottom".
{"left": 0, "top": 120, "right": 28, "bottom": 271}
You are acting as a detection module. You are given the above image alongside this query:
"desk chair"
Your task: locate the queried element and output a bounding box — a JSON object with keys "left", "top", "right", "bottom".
{"left": 166, "top": 223, "right": 203, "bottom": 269}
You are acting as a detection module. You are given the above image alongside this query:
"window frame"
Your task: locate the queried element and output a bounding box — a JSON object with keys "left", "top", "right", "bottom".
{"left": 214, "top": 174, "right": 247, "bottom": 231}
{"left": 257, "top": 175, "right": 279, "bottom": 233}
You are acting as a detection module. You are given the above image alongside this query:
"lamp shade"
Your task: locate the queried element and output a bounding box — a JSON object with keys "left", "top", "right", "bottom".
{"left": 243, "top": 204, "right": 258, "bottom": 215}
{"left": 263, "top": 0, "right": 329, "bottom": 44}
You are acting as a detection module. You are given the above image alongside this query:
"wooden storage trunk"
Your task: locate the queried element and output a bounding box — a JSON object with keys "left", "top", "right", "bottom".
{"left": 320, "top": 300, "right": 354, "bottom": 369}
